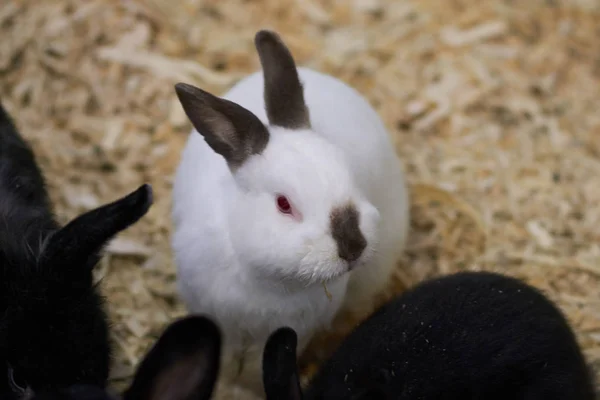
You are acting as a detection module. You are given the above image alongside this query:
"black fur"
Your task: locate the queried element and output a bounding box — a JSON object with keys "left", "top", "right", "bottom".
{"left": 0, "top": 101, "right": 153, "bottom": 398}
{"left": 263, "top": 327, "right": 302, "bottom": 400}
{"left": 29, "top": 385, "right": 119, "bottom": 400}
{"left": 264, "top": 271, "right": 597, "bottom": 400}
{"left": 123, "top": 315, "right": 222, "bottom": 400}
{"left": 30, "top": 315, "right": 223, "bottom": 400}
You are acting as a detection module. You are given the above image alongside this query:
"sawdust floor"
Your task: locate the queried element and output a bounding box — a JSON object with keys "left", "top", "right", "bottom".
{"left": 1, "top": 0, "right": 599, "bottom": 398}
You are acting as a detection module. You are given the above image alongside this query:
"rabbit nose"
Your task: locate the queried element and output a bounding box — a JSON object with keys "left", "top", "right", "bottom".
{"left": 330, "top": 203, "right": 367, "bottom": 264}
{"left": 338, "top": 239, "right": 366, "bottom": 263}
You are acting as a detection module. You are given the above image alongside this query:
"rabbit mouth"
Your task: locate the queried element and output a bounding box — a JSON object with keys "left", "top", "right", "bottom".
{"left": 317, "top": 260, "right": 360, "bottom": 284}
{"left": 286, "top": 266, "right": 348, "bottom": 288}
{"left": 347, "top": 259, "right": 361, "bottom": 271}
{"left": 345, "top": 253, "right": 371, "bottom": 271}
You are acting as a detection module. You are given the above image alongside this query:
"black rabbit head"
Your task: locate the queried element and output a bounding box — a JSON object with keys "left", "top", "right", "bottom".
{"left": 0, "top": 184, "right": 153, "bottom": 399}
{"left": 29, "top": 315, "right": 222, "bottom": 400}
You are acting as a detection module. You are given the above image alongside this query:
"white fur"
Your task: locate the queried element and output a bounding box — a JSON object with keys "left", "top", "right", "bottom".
{"left": 171, "top": 67, "right": 409, "bottom": 394}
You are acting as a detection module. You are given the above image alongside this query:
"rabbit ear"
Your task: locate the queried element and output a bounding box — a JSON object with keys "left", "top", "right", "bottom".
{"left": 254, "top": 30, "right": 310, "bottom": 130}
{"left": 124, "top": 316, "right": 222, "bottom": 400}
{"left": 42, "top": 184, "right": 152, "bottom": 273}
{"left": 263, "top": 327, "right": 303, "bottom": 400}
{"left": 174, "top": 82, "right": 270, "bottom": 170}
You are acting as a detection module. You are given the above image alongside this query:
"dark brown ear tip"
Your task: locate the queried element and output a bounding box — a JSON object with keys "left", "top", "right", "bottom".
{"left": 174, "top": 83, "right": 217, "bottom": 111}
{"left": 174, "top": 82, "right": 212, "bottom": 103}
{"left": 254, "top": 29, "right": 284, "bottom": 50}
{"left": 174, "top": 82, "right": 195, "bottom": 97}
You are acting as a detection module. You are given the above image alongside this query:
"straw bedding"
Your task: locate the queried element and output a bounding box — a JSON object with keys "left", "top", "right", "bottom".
{"left": 0, "top": 0, "right": 599, "bottom": 397}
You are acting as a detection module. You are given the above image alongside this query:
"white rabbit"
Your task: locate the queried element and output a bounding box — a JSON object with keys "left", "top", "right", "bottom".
{"left": 171, "top": 30, "right": 409, "bottom": 395}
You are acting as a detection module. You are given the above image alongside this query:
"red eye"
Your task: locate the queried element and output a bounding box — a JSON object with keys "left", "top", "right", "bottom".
{"left": 276, "top": 195, "right": 292, "bottom": 214}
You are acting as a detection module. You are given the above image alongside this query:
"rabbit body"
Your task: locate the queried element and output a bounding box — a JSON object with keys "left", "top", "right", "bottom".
{"left": 297, "top": 271, "right": 596, "bottom": 400}
{"left": 171, "top": 31, "right": 408, "bottom": 395}
{"left": 0, "top": 101, "right": 153, "bottom": 399}
{"left": 173, "top": 66, "right": 408, "bottom": 338}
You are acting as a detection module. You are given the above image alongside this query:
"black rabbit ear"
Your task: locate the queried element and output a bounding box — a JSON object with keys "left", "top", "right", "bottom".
{"left": 174, "top": 82, "right": 270, "bottom": 171}
{"left": 42, "top": 184, "right": 153, "bottom": 273}
{"left": 254, "top": 30, "right": 310, "bottom": 130}
{"left": 124, "top": 316, "right": 222, "bottom": 400}
{"left": 263, "top": 327, "right": 303, "bottom": 400}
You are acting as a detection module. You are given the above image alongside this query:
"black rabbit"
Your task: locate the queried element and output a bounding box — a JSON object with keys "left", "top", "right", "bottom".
{"left": 30, "top": 315, "right": 222, "bottom": 400}
{"left": 0, "top": 101, "right": 153, "bottom": 398}
{"left": 263, "top": 271, "right": 597, "bottom": 400}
